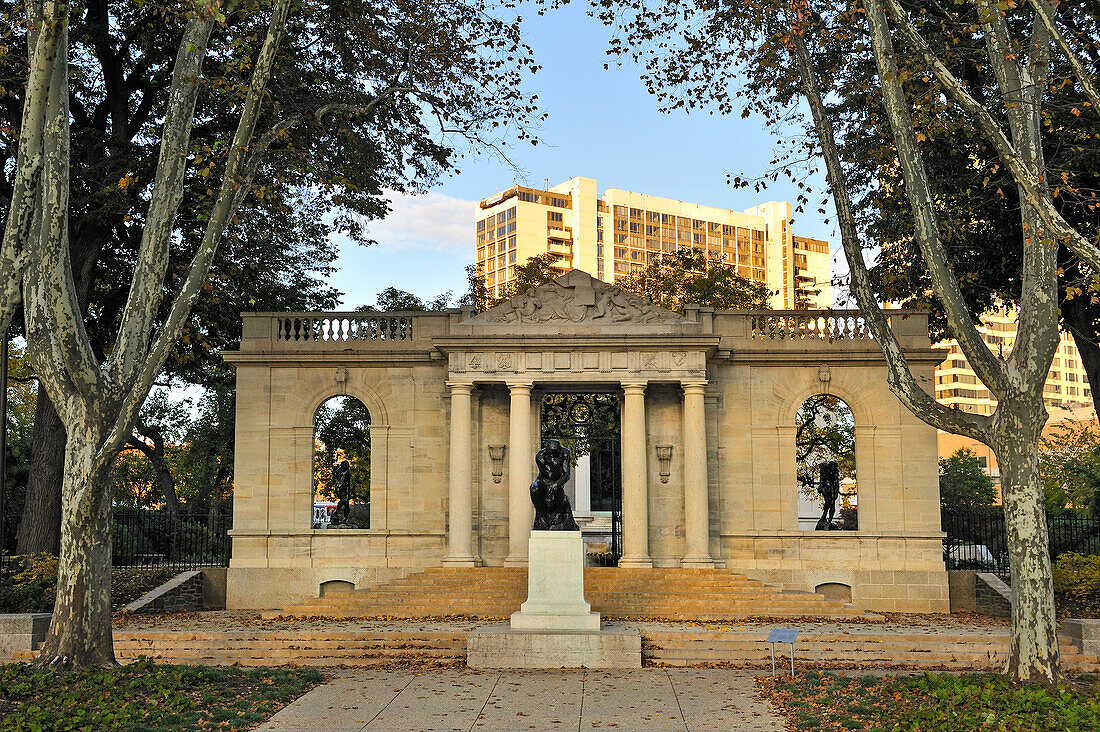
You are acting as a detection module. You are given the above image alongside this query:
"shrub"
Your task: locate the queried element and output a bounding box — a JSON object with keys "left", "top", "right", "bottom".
{"left": 0, "top": 555, "right": 181, "bottom": 613}
{"left": 0, "top": 554, "right": 57, "bottom": 613}
{"left": 1052, "top": 552, "right": 1100, "bottom": 618}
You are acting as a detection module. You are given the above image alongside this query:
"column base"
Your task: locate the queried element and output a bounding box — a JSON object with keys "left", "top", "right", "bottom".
{"left": 617, "top": 555, "right": 653, "bottom": 568}
{"left": 680, "top": 555, "right": 715, "bottom": 568}
{"left": 504, "top": 555, "right": 529, "bottom": 567}
{"left": 442, "top": 555, "right": 479, "bottom": 567}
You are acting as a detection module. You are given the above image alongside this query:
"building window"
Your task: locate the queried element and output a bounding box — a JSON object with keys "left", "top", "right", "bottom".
{"left": 548, "top": 211, "right": 563, "bottom": 224}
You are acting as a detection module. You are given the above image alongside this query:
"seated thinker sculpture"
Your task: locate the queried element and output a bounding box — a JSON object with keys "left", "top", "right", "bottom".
{"left": 530, "top": 438, "right": 580, "bottom": 531}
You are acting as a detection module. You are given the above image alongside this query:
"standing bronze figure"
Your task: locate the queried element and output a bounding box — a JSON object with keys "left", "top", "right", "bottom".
{"left": 330, "top": 458, "right": 354, "bottom": 527}
{"left": 530, "top": 438, "right": 580, "bottom": 531}
{"left": 815, "top": 460, "right": 841, "bottom": 530}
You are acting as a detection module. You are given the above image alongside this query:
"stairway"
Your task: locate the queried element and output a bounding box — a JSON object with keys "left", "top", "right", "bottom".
{"left": 644, "top": 630, "right": 1100, "bottom": 672}
{"left": 14, "top": 627, "right": 1097, "bottom": 672}
{"left": 267, "top": 567, "right": 867, "bottom": 620}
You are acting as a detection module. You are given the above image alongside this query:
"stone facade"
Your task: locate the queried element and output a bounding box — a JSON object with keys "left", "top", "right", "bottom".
{"left": 225, "top": 270, "right": 949, "bottom": 612}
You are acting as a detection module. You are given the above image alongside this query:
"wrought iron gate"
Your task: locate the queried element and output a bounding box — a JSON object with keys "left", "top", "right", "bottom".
{"left": 540, "top": 392, "right": 622, "bottom": 563}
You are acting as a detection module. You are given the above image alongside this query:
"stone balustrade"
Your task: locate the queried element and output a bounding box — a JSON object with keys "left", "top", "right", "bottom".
{"left": 238, "top": 308, "right": 931, "bottom": 355}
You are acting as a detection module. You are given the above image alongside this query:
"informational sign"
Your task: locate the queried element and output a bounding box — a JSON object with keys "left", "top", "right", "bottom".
{"left": 767, "top": 628, "right": 799, "bottom": 677}
{"left": 767, "top": 628, "right": 799, "bottom": 644}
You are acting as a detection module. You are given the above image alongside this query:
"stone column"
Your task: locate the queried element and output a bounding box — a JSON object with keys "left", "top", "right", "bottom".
{"left": 681, "top": 380, "right": 714, "bottom": 567}
{"left": 505, "top": 381, "right": 534, "bottom": 566}
{"left": 619, "top": 381, "right": 652, "bottom": 568}
{"left": 444, "top": 382, "right": 476, "bottom": 565}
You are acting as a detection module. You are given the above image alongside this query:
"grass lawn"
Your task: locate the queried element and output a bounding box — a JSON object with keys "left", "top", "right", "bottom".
{"left": 759, "top": 670, "right": 1100, "bottom": 732}
{"left": 0, "top": 659, "right": 322, "bottom": 731}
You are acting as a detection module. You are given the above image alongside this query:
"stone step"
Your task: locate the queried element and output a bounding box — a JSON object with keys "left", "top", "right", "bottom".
{"left": 113, "top": 647, "right": 464, "bottom": 660}
{"left": 294, "top": 602, "right": 858, "bottom": 614}
{"left": 272, "top": 566, "right": 873, "bottom": 621}
{"left": 18, "top": 628, "right": 1094, "bottom": 671}
{"left": 114, "top": 640, "right": 468, "bottom": 651}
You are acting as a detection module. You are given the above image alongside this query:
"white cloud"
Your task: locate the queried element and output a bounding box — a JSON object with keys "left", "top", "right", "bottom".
{"left": 365, "top": 190, "right": 477, "bottom": 253}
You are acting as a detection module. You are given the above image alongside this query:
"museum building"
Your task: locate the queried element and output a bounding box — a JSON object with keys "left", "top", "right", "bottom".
{"left": 224, "top": 270, "right": 950, "bottom": 614}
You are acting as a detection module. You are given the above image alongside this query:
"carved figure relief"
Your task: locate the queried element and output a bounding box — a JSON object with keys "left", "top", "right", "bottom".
{"left": 478, "top": 272, "right": 681, "bottom": 325}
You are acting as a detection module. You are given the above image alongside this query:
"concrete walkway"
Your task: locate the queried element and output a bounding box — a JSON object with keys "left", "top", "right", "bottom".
{"left": 254, "top": 667, "right": 784, "bottom": 731}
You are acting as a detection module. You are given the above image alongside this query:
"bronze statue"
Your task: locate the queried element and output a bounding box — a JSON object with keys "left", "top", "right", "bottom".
{"left": 530, "top": 438, "right": 580, "bottom": 531}
{"left": 329, "top": 458, "right": 356, "bottom": 528}
{"left": 815, "top": 460, "right": 841, "bottom": 530}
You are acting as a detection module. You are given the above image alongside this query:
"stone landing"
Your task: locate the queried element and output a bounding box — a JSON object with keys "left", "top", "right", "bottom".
{"left": 467, "top": 625, "right": 642, "bottom": 669}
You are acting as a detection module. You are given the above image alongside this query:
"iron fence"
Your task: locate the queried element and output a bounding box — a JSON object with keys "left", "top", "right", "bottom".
{"left": 112, "top": 509, "right": 231, "bottom": 570}
{"left": 942, "top": 507, "right": 1100, "bottom": 582}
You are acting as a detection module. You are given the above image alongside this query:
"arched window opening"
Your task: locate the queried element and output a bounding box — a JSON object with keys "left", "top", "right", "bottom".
{"left": 796, "top": 394, "right": 857, "bottom": 530}
{"left": 312, "top": 396, "right": 371, "bottom": 529}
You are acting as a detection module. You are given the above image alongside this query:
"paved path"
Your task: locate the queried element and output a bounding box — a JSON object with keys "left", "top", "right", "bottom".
{"left": 254, "top": 667, "right": 784, "bottom": 731}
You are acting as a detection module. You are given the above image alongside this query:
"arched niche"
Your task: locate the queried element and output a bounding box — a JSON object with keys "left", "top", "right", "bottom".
{"left": 795, "top": 394, "right": 858, "bottom": 531}
{"left": 311, "top": 395, "right": 372, "bottom": 529}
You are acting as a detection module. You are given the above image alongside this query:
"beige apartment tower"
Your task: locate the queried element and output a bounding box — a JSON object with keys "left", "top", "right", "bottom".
{"left": 476, "top": 177, "right": 832, "bottom": 309}
{"left": 934, "top": 308, "right": 1093, "bottom": 416}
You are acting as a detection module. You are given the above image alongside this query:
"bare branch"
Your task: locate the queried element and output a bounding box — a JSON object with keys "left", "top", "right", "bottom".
{"left": 0, "top": 0, "right": 66, "bottom": 335}
{"left": 880, "top": 0, "right": 1100, "bottom": 284}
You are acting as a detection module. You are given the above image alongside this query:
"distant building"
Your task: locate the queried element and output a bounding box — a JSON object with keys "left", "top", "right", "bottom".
{"left": 935, "top": 308, "right": 1092, "bottom": 415}
{"left": 934, "top": 307, "right": 1096, "bottom": 486}
{"left": 475, "top": 177, "right": 831, "bottom": 309}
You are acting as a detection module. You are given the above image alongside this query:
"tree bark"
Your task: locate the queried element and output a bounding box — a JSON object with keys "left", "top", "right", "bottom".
{"left": 13, "top": 235, "right": 103, "bottom": 555}
{"left": 33, "top": 407, "right": 116, "bottom": 669}
{"left": 993, "top": 401, "right": 1062, "bottom": 683}
{"left": 14, "top": 395, "right": 64, "bottom": 554}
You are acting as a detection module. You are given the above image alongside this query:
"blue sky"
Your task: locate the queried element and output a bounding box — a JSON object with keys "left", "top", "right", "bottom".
{"left": 329, "top": 4, "right": 842, "bottom": 309}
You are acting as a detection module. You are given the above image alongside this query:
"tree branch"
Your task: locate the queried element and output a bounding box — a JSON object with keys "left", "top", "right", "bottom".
{"left": 0, "top": 0, "right": 66, "bottom": 336}
{"left": 864, "top": 0, "right": 1008, "bottom": 391}
{"left": 1026, "top": 0, "right": 1100, "bottom": 114}
{"left": 787, "top": 7, "right": 989, "bottom": 441}
{"left": 108, "top": 12, "right": 215, "bottom": 389}
{"left": 879, "top": 0, "right": 1100, "bottom": 289}
{"left": 104, "top": 0, "right": 294, "bottom": 458}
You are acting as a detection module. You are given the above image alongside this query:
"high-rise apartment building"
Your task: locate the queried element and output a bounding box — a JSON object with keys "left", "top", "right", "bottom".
{"left": 934, "top": 308, "right": 1093, "bottom": 415}
{"left": 476, "top": 177, "right": 832, "bottom": 309}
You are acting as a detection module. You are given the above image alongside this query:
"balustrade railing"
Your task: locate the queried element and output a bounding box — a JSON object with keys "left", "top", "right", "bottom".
{"left": 274, "top": 314, "right": 415, "bottom": 344}
{"left": 750, "top": 311, "right": 875, "bottom": 341}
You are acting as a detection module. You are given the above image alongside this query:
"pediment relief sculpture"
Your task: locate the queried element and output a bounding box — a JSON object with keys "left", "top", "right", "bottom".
{"left": 473, "top": 270, "right": 683, "bottom": 325}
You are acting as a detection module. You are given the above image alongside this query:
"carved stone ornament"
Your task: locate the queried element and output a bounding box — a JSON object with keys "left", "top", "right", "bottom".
{"left": 475, "top": 270, "right": 682, "bottom": 325}
{"left": 817, "top": 363, "right": 831, "bottom": 384}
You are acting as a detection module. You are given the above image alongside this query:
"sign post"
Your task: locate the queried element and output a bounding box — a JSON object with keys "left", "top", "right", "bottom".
{"left": 766, "top": 628, "right": 799, "bottom": 678}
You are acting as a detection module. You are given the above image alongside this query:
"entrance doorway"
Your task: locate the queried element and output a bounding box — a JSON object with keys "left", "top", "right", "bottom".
{"left": 540, "top": 392, "right": 622, "bottom": 563}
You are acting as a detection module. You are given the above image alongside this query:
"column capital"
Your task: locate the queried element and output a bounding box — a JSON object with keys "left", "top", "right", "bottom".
{"left": 445, "top": 381, "right": 475, "bottom": 394}
{"left": 505, "top": 380, "right": 534, "bottom": 394}
{"left": 620, "top": 380, "right": 648, "bottom": 394}
{"left": 681, "top": 380, "right": 708, "bottom": 394}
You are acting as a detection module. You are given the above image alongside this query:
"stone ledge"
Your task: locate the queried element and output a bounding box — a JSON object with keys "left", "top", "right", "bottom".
{"left": 467, "top": 625, "right": 641, "bottom": 669}
{"left": 975, "top": 573, "right": 1012, "bottom": 617}
{"left": 0, "top": 613, "right": 52, "bottom": 660}
{"left": 121, "top": 570, "right": 205, "bottom": 614}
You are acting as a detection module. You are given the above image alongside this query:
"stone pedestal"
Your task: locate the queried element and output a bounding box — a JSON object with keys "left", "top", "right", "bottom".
{"left": 511, "top": 531, "right": 600, "bottom": 631}
{"left": 467, "top": 625, "right": 641, "bottom": 669}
